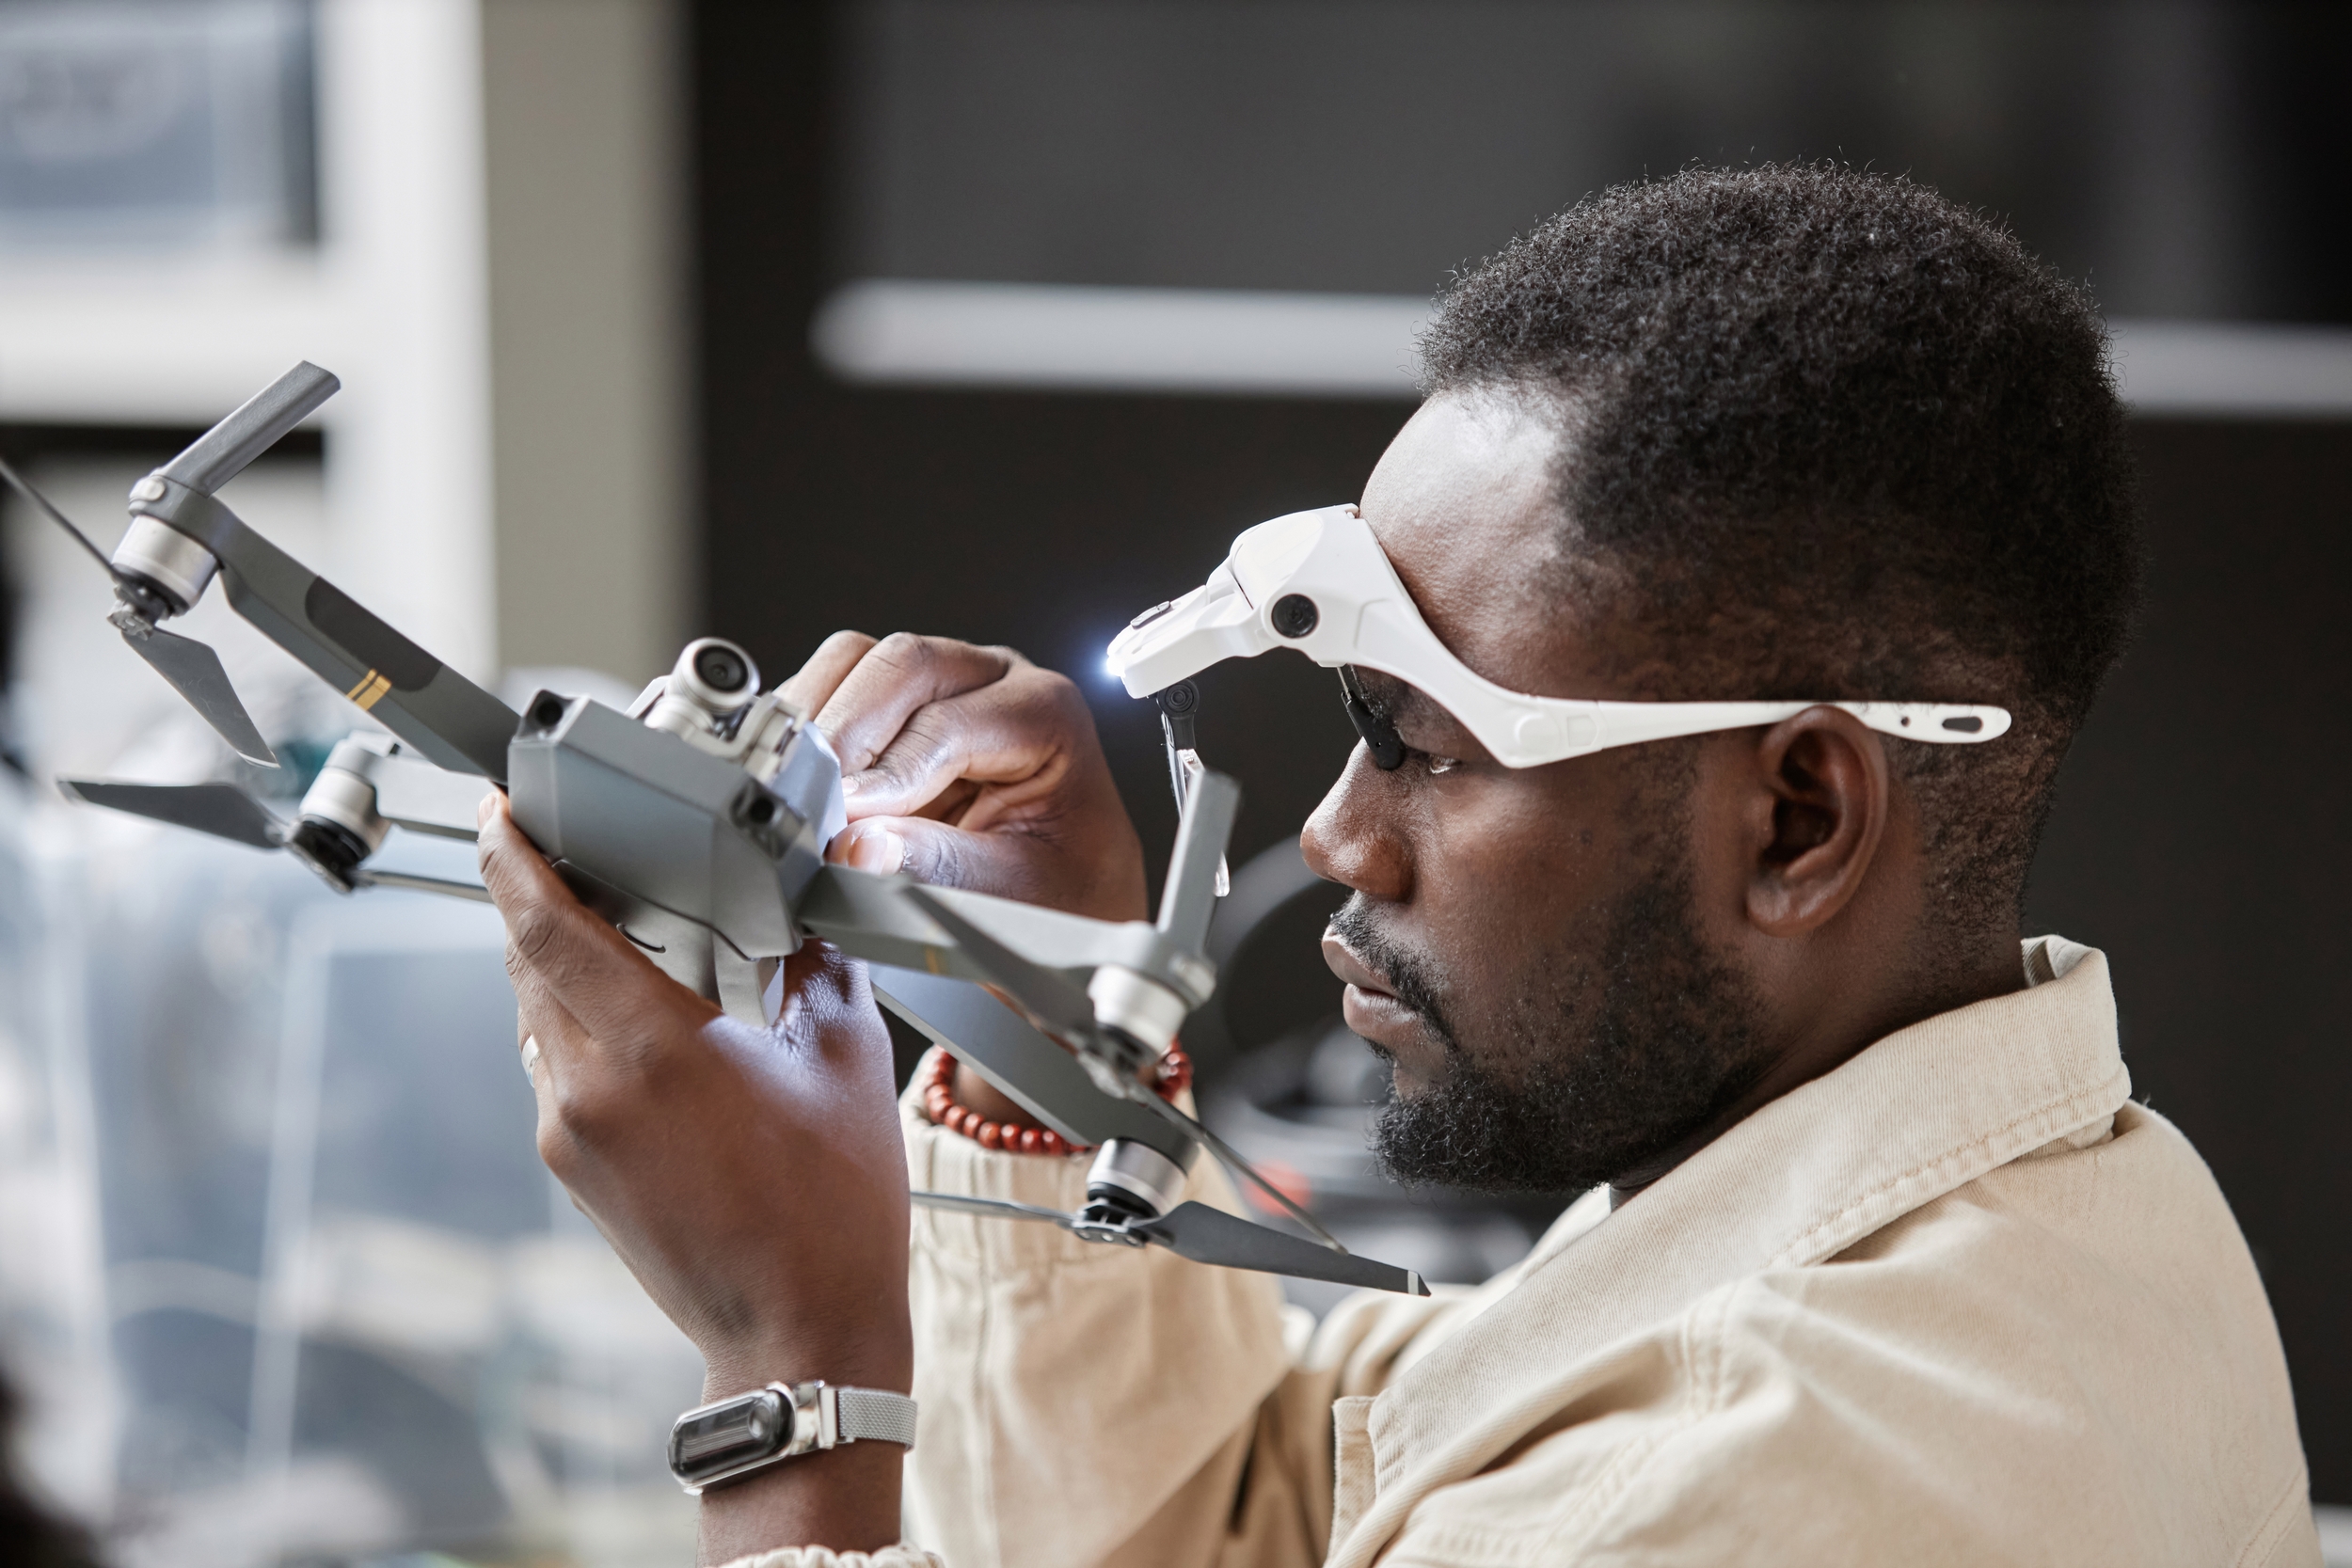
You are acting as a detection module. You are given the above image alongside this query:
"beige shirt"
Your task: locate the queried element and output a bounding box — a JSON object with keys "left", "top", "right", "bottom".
{"left": 882, "top": 940, "right": 2318, "bottom": 1567}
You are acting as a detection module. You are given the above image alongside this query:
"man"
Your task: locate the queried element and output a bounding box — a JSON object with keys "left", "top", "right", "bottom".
{"left": 476, "top": 166, "right": 2319, "bottom": 1565}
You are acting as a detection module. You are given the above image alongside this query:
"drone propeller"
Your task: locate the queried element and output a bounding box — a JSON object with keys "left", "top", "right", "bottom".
{"left": 898, "top": 881, "right": 1349, "bottom": 1253}
{"left": 56, "top": 779, "right": 284, "bottom": 849}
{"left": 118, "top": 623, "right": 276, "bottom": 765}
{"left": 0, "top": 456, "right": 276, "bottom": 766}
{"left": 910, "top": 1192, "right": 1427, "bottom": 1295}
{"left": 56, "top": 776, "right": 492, "bottom": 904}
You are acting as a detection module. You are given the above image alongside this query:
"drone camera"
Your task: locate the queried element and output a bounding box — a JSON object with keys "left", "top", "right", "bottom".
{"left": 528, "top": 693, "right": 570, "bottom": 733}
{"left": 639, "top": 637, "right": 765, "bottom": 747}
{"left": 672, "top": 637, "right": 760, "bottom": 711}
{"left": 691, "top": 642, "right": 753, "bottom": 696}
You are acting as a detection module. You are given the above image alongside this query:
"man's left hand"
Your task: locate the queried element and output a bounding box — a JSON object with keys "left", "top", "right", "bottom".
{"left": 476, "top": 791, "right": 911, "bottom": 1558}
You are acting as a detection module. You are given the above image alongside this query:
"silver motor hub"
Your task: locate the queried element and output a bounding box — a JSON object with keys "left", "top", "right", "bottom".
{"left": 109, "top": 510, "right": 219, "bottom": 619}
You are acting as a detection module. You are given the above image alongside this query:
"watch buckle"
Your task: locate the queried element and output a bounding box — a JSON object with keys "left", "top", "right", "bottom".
{"left": 813, "top": 1380, "right": 840, "bottom": 1451}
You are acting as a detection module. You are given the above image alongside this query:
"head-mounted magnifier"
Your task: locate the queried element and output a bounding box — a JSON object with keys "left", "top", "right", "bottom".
{"left": 1105, "top": 504, "right": 2011, "bottom": 778}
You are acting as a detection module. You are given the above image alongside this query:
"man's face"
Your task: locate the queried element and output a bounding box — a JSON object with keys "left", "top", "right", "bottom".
{"left": 1302, "top": 391, "right": 1772, "bottom": 1196}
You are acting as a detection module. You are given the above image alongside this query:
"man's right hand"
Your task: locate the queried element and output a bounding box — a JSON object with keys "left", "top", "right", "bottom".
{"left": 784, "top": 630, "right": 1149, "bottom": 924}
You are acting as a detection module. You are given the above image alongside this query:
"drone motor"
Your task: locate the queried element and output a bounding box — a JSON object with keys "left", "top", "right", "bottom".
{"left": 109, "top": 506, "right": 217, "bottom": 619}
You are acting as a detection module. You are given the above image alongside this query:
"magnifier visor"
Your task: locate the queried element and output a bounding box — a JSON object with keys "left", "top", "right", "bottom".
{"left": 1104, "top": 505, "right": 2010, "bottom": 768}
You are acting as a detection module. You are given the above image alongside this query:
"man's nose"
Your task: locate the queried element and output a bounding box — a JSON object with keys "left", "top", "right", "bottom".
{"left": 1300, "top": 746, "right": 1412, "bottom": 902}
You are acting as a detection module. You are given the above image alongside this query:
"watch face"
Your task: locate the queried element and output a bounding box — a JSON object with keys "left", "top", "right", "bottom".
{"left": 669, "top": 1387, "right": 795, "bottom": 1483}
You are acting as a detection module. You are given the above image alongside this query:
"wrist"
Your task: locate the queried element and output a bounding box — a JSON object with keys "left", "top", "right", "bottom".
{"left": 702, "top": 1331, "right": 913, "bottom": 1408}
{"left": 695, "top": 1426, "right": 905, "bottom": 1560}
{"left": 928, "top": 1047, "right": 1192, "bottom": 1155}
{"left": 949, "top": 1062, "right": 1047, "bottom": 1135}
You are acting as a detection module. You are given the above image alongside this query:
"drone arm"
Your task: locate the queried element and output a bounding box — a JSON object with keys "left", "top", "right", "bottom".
{"left": 1157, "top": 769, "right": 1239, "bottom": 954}
{"left": 351, "top": 869, "right": 493, "bottom": 904}
{"left": 128, "top": 485, "right": 519, "bottom": 782}
{"left": 363, "top": 751, "right": 496, "bottom": 840}
{"left": 798, "top": 866, "right": 1207, "bottom": 1005}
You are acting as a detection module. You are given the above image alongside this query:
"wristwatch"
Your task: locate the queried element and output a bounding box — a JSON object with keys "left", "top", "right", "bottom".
{"left": 668, "top": 1381, "right": 917, "bottom": 1494}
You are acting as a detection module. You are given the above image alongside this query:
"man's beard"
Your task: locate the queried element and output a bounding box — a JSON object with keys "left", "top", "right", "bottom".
{"left": 1330, "top": 853, "right": 1771, "bottom": 1196}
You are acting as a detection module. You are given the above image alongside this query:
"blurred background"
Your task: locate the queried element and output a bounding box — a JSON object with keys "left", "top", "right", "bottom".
{"left": 0, "top": 1, "right": 2344, "bottom": 1562}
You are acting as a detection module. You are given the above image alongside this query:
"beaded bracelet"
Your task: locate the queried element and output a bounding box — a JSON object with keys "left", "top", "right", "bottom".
{"left": 921, "top": 1042, "right": 1193, "bottom": 1157}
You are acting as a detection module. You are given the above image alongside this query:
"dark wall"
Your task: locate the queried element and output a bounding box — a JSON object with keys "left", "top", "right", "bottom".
{"left": 692, "top": 4, "right": 1389, "bottom": 869}
{"left": 693, "top": 1, "right": 2352, "bottom": 1501}
{"left": 2026, "top": 420, "right": 2352, "bottom": 1499}
{"left": 834, "top": 0, "right": 2352, "bottom": 324}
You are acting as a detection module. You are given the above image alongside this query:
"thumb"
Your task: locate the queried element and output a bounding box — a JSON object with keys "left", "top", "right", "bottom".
{"left": 831, "top": 814, "right": 1049, "bottom": 903}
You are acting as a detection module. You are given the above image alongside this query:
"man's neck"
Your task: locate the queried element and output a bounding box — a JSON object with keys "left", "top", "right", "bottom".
{"left": 1606, "top": 930, "right": 2026, "bottom": 1210}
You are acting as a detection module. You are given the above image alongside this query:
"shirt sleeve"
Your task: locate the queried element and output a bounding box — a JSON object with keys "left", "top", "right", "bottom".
{"left": 717, "top": 1550, "right": 945, "bottom": 1568}
{"left": 897, "top": 1051, "right": 1463, "bottom": 1568}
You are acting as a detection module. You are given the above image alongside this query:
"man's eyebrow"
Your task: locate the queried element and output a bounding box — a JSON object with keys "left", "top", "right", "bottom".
{"left": 1351, "top": 669, "right": 1443, "bottom": 733}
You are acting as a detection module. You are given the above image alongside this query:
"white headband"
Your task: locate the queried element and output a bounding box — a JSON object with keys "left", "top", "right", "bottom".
{"left": 1105, "top": 505, "right": 2010, "bottom": 768}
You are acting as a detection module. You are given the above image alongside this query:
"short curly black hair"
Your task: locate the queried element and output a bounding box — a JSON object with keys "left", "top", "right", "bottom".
{"left": 1421, "top": 165, "right": 2142, "bottom": 940}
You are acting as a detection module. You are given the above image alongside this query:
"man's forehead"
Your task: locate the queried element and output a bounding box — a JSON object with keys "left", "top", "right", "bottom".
{"left": 1357, "top": 390, "right": 1612, "bottom": 703}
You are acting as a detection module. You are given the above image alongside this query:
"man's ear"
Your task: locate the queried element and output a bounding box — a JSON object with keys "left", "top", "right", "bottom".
{"left": 1744, "top": 707, "right": 1891, "bottom": 937}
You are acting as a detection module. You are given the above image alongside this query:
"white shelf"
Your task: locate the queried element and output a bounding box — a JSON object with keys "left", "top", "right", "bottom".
{"left": 815, "top": 278, "right": 2352, "bottom": 417}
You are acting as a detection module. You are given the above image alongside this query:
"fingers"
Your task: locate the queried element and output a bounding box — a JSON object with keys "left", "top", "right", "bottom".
{"left": 815, "top": 633, "right": 1022, "bottom": 777}
{"left": 477, "top": 793, "right": 712, "bottom": 1044}
{"left": 840, "top": 673, "right": 1085, "bottom": 823}
{"left": 829, "top": 815, "right": 1056, "bottom": 907}
{"left": 779, "top": 630, "right": 877, "bottom": 719}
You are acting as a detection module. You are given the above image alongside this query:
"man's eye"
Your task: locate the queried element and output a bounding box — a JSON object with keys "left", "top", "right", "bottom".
{"left": 1425, "top": 753, "right": 1464, "bottom": 776}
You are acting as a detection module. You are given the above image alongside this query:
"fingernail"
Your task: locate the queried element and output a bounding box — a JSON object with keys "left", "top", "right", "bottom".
{"left": 849, "top": 828, "right": 907, "bottom": 874}
{"left": 838, "top": 773, "right": 862, "bottom": 798}
{"left": 477, "top": 791, "right": 497, "bottom": 827}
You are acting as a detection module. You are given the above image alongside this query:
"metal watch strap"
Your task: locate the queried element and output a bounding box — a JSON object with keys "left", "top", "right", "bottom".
{"left": 669, "top": 1380, "right": 916, "bottom": 1495}
{"left": 832, "top": 1385, "right": 919, "bottom": 1449}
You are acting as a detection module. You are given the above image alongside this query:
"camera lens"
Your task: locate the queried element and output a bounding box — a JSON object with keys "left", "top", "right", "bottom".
{"left": 693, "top": 644, "right": 750, "bottom": 693}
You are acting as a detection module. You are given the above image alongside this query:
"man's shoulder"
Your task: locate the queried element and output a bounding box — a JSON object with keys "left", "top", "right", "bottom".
{"left": 1378, "top": 1103, "right": 2316, "bottom": 1567}
{"left": 1623, "top": 1101, "right": 2304, "bottom": 1562}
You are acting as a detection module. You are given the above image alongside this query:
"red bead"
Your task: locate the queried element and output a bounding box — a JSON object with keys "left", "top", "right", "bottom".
{"left": 977, "top": 1121, "right": 1003, "bottom": 1150}
{"left": 1018, "top": 1127, "right": 1041, "bottom": 1154}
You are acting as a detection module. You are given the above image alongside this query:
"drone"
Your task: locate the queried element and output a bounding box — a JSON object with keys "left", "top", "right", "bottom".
{"left": 6, "top": 362, "right": 1426, "bottom": 1299}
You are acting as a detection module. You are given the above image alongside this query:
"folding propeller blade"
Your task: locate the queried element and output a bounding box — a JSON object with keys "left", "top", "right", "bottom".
{"left": 909, "top": 1191, "right": 1080, "bottom": 1228}
{"left": 57, "top": 780, "right": 284, "bottom": 850}
{"left": 1141, "top": 1202, "right": 1429, "bottom": 1295}
{"left": 898, "top": 886, "right": 1100, "bottom": 1041}
{"left": 120, "top": 625, "right": 276, "bottom": 766}
{"left": 0, "top": 455, "right": 122, "bottom": 584}
{"left": 911, "top": 1192, "right": 1427, "bottom": 1294}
